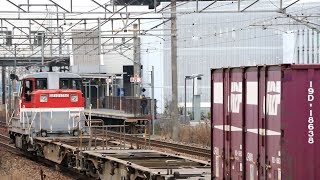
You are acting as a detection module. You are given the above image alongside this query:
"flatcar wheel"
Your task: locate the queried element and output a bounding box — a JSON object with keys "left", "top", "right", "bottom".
{"left": 87, "top": 161, "right": 98, "bottom": 178}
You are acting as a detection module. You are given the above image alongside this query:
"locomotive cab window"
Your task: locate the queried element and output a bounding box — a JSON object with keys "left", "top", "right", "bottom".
{"left": 59, "top": 79, "right": 82, "bottom": 90}
{"left": 24, "top": 80, "right": 34, "bottom": 101}
{"left": 36, "top": 78, "right": 47, "bottom": 89}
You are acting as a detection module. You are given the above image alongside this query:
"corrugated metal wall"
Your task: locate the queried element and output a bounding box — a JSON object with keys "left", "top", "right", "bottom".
{"left": 284, "top": 29, "right": 320, "bottom": 64}
{"left": 296, "top": 29, "right": 320, "bottom": 64}
{"left": 71, "top": 30, "right": 101, "bottom": 73}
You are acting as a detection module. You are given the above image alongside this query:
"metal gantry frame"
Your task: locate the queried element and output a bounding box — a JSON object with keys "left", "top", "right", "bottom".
{"left": 0, "top": 0, "right": 315, "bottom": 62}
{"left": 0, "top": 0, "right": 169, "bottom": 63}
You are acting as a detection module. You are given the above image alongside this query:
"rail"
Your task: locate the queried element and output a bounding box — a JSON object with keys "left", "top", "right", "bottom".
{"left": 0, "top": 133, "right": 90, "bottom": 180}
{"left": 0, "top": 120, "right": 6, "bottom": 127}
{"left": 0, "top": 134, "right": 10, "bottom": 141}
{"left": 98, "top": 130, "right": 211, "bottom": 158}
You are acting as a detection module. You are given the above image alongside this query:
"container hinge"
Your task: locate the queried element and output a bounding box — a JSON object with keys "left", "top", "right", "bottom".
{"left": 266, "top": 164, "right": 272, "bottom": 170}
{"left": 243, "top": 127, "right": 247, "bottom": 133}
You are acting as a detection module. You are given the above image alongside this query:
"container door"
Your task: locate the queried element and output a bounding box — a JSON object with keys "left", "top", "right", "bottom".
{"left": 281, "top": 66, "right": 320, "bottom": 179}
{"left": 212, "top": 68, "right": 246, "bottom": 180}
{"left": 228, "top": 69, "right": 245, "bottom": 179}
{"left": 212, "top": 69, "right": 227, "bottom": 179}
{"left": 259, "top": 67, "right": 282, "bottom": 180}
{"left": 245, "top": 68, "right": 260, "bottom": 180}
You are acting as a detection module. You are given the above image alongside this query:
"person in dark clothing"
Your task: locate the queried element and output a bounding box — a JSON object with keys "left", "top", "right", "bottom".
{"left": 24, "top": 86, "right": 31, "bottom": 101}
{"left": 140, "top": 95, "right": 148, "bottom": 115}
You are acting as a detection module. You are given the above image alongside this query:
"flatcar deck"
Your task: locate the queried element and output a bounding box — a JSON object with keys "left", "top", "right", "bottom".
{"left": 85, "top": 150, "right": 211, "bottom": 177}
{"left": 33, "top": 136, "right": 211, "bottom": 179}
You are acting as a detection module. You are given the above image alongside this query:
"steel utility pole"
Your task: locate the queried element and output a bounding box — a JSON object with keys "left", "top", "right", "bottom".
{"left": 171, "top": 0, "right": 179, "bottom": 140}
{"left": 41, "top": 33, "right": 44, "bottom": 66}
{"left": 98, "top": 18, "right": 101, "bottom": 74}
{"left": 2, "top": 67, "right": 5, "bottom": 105}
{"left": 13, "top": 44, "right": 16, "bottom": 93}
{"left": 151, "top": 66, "right": 155, "bottom": 135}
{"left": 133, "top": 23, "right": 141, "bottom": 97}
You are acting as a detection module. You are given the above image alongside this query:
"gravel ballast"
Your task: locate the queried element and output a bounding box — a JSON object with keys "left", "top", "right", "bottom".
{"left": 0, "top": 148, "right": 74, "bottom": 180}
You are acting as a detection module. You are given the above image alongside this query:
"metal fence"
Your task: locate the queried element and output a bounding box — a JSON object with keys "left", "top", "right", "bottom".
{"left": 101, "top": 96, "right": 156, "bottom": 117}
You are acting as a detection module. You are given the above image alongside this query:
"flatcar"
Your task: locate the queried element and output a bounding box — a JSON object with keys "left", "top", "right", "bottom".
{"left": 8, "top": 72, "right": 86, "bottom": 150}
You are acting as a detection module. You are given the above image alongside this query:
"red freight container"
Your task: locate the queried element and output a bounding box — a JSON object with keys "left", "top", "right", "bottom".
{"left": 211, "top": 64, "right": 320, "bottom": 180}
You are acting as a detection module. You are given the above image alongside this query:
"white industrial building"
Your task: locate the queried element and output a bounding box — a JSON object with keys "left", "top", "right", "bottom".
{"left": 68, "top": 1, "right": 320, "bottom": 114}
{"left": 143, "top": 1, "right": 320, "bottom": 114}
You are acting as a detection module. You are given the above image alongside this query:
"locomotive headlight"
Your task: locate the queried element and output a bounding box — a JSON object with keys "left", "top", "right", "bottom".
{"left": 40, "top": 94, "right": 48, "bottom": 102}
{"left": 70, "top": 94, "right": 78, "bottom": 102}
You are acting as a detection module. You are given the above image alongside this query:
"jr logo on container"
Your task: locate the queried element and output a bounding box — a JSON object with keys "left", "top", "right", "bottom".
{"left": 264, "top": 81, "right": 281, "bottom": 115}
{"left": 229, "top": 82, "right": 242, "bottom": 113}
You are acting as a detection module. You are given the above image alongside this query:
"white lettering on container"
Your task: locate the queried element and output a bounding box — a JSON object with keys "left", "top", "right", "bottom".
{"left": 264, "top": 81, "right": 281, "bottom": 115}
{"left": 216, "top": 156, "right": 219, "bottom": 177}
{"left": 246, "top": 82, "right": 258, "bottom": 105}
{"left": 250, "top": 164, "right": 255, "bottom": 180}
{"left": 214, "top": 82, "right": 223, "bottom": 104}
{"left": 308, "top": 81, "right": 314, "bottom": 144}
{"left": 229, "top": 82, "right": 242, "bottom": 113}
{"left": 246, "top": 152, "right": 253, "bottom": 162}
{"left": 214, "top": 147, "right": 219, "bottom": 155}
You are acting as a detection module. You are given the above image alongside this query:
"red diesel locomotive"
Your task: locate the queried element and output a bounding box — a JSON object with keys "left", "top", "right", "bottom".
{"left": 8, "top": 72, "right": 86, "bottom": 149}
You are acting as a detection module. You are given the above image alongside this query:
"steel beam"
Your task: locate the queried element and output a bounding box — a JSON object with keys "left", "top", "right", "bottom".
{"left": 3, "top": 20, "right": 29, "bottom": 36}
{"left": 241, "top": 0, "right": 260, "bottom": 12}
{"left": 6, "top": 0, "right": 26, "bottom": 12}
{"left": 49, "top": 0, "right": 70, "bottom": 13}
{"left": 0, "top": 17, "right": 165, "bottom": 21}
{"left": 282, "top": 13, "right": 320, "bottom": 33}
{"left": 0, "top": 56, "right": 69, "bottom": 66}
{"left": 282, "top": 0, "right": 300, "bottom": 11}
{"left": 199, "top": 1, "right": 217, "bottom": 13}
{"left": 91, "top": 0, "right": 112, "bottom": 13}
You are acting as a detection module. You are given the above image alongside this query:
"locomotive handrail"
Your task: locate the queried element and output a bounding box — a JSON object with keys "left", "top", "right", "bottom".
{"left": 28, "top": 111, "right": 37, "bottom": 137}
{"left": 22, "top": 110, "right": 25, "bottom": 129}
{"left": 5, "top": 104, "right": 8, "bottom": 126}
{"left": 8, "top": 109, "right": 15, "bottom": 126}
{"left": 77, "top": 120, "right": 135, "bottom": 151}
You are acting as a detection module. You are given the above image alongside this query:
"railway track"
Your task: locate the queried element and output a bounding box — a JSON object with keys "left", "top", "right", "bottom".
{"left": 0, "top": 124, "right": 90, "bottom": 180}
{"left": 0, "top": 133, "right": 10, "bottom": 141}
{"left": 103, "top": 131, "right": 211, "bottom": 158}
{"left": 0, "top": 120, "right": 6, "bottom": 127}
{"left": 2, "top": 122, "right": 210, "bottom": 159}
{"left": 1, "top": 119, "right": 211, "bottom": 158}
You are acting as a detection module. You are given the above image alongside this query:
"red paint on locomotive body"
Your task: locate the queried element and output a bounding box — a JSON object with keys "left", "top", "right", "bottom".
{"left": 18, "top": 72, "right": 84, "bottom": 110}
{"left": 21, "top": 89, "right": 84, "bottom": 109}
{"left": 211, "top": 64, "right": 320, "bottom": 179}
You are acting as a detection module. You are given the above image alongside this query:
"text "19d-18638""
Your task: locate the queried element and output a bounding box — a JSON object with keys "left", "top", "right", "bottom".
{"left": 308, "top": 81, "right": 315, "bottom": 144}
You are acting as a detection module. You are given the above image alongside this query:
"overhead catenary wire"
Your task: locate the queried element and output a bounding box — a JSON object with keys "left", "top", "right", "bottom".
{"left": 0, "top": 0, "right": 319, "bottom": 61}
